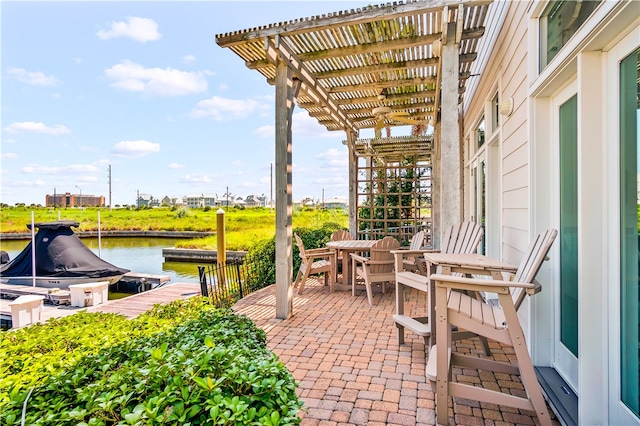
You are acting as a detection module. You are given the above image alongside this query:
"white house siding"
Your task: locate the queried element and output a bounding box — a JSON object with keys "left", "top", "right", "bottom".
{"left": 466, "top": 0, "right": 640, "bottom": 424}
{"left": 463, "top": 1, "right": 535, "bottom": 329}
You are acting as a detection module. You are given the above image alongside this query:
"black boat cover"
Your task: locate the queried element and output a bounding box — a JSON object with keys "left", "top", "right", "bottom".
{"left": 0, "top": 220, "right": 130, "bottom": 278}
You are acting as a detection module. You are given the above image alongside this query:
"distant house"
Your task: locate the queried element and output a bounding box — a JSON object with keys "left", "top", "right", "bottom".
{"left": 183, "top": 193, "right": 217, "bottom": 208}
{"left": 324, "top": 196, "right": 347, "bottom": 210}
{"left": 244, "top": 194, "right": 268, "bottom": 208}
{"left": 160, "top": 196, "right": 180, "bottom": 206}
{"left": 137, "top": 194, "right": 158, "bottom": 208}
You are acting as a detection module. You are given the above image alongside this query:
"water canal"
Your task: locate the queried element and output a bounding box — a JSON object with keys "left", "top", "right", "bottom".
{"left": 0, "top": 237, "right": 201, "bottom": 284}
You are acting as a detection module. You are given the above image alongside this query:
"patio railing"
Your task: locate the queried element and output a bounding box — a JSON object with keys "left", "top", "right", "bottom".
{"left": 198, "top": 252, "right": 273, "bottom": 308}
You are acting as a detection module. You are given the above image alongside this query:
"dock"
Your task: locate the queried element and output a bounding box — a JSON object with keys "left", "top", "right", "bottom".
{"left": 1, "top": 281, "right": 201, "bottom": 328}
{"left": 162, "top": 248, "right": 246, "bottom": 263}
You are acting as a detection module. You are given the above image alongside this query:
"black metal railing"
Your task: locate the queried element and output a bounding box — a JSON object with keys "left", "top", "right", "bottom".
{"left": 198, "top": 252, "right": 274, "bottom": 308}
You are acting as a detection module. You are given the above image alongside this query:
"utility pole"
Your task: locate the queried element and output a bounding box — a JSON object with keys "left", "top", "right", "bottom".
{"left": 53, "top": 187, "right": 56, "bottom": 209}
{"left": 270, "top": 162, "right": 273, "bottom": 212}
{"left": 136, "top": 189, "right": 139, "bottom": 208}
{"left": 108, "top": 165, "right": 112, "bottom": 211}
{"left": 322, "top": 188, "right": 325, "bottom": 210}
{"left": 226, "top": 186, "right": 229, "bottom": 207}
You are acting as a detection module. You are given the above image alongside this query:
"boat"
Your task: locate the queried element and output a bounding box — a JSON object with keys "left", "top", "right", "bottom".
{"left": 0, "top": 220, "right": 129, "bottom": 288}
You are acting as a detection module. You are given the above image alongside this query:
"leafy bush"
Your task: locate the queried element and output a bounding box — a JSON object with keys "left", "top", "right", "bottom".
{"left": 0, "top": 298, "right": 301, "bottom": 425}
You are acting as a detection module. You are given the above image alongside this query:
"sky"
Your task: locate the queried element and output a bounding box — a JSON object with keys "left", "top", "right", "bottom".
{"left": 1, "top": 0, "right": 391, "bottom": 207}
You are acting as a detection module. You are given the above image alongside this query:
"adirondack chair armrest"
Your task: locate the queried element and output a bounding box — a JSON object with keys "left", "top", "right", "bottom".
{"left": 528, "top": 280, "right": 542, "bottom": 295}
{"left": 430, "top": 274, "right": 537, "bottom": 295}
{"left": 391, "top": 249, "right": 437, "bottom": 257}
{"left": 303, "top": 249, "right": 334, "bottom": 261}
{"left": 363, "top": 259, "right": 395, "bottom": 266}
{"left": 350, "top": 253, "right": 369, "bottom": 263}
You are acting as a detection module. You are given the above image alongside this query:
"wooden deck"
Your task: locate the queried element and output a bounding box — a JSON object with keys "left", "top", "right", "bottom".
{"left": 1, "top": 282, "right": 201, "bottom": 326}
{"left": 87, "top": 282, "right": 200, "bottom": 318}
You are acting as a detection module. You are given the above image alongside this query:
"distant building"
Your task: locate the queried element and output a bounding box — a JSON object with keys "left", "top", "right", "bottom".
{"left": 183, "top": 193, "right": 217, "bottom": 208}
{"left": 46, "top": 192, "right": 104, "bottom": 207}
{"left": 324, "top": 196, "right": 348, "bottom": 210}
{"left": 160, "top": 196, "right": 180, "bottom": 206}
{"left": 244, "top": 194, "right": 268, "bottom": 208}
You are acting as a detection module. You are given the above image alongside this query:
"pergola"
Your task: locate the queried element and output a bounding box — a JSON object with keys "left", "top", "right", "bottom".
{"left": 216, "top": 0, "right": 492, "bottom": 318}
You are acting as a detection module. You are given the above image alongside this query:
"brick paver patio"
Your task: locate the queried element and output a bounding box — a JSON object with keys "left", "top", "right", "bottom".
{"left": 232, "top": 277, "right": 560, "bottom": 426}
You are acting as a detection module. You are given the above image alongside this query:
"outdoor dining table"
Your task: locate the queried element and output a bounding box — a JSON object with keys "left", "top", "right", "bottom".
{"left": 325, "top": 239, "right": 378, "bottom": 290}
{"left": 405, "top": 252, "right": 518, "bottom": 347}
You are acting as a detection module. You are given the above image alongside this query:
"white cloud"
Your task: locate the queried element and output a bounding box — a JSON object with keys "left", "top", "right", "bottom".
{"left": 182, "top": 54, "right": 196, "bottom": 64}
{"left": 291, "top": 111, "right": 336, "bottom": 138}
{"left": 97, "top": 17, "right": 161, "bottom": 42}
{"left": 111, "top": 140, "right": 160, "bottom": 157}
{"left": 181, "top": 174, "right": 211, "bottom": 184}
{"left": 168, "top": 162, "right": 185, "bottom": 169}
{"left": 73, "top": 57, "right": 83, "bottom": 64}
{"left": 1, "top": 153, "right": 18, "bottom": 160}
{"left": 190, "top": 96, "right": 270, "bottom": 121}
{"left": 251, "top": 112, "right": 337, "bottom": 139}
{"left": 3, "top": 179, "right": 46, "bottom": 187}
{"left": 8, "top": 67, "right": 60, "bottom": 86}
{"left": 252, "top": 125, "right": 273, "bottom": 139}
{"left": 218, "top": 83, "right": 228, "bottom": 91}
{"left": 4, "top": 122, "right": 70, "bottom": 135}
{"left": 22, "top": 164, "right": 98, "bottom": 174}
{"left": 316, "top": 148, "right": 348, "bottom": 168}
{"left": 104, "top": 60, "right": 208, "bottom": 96}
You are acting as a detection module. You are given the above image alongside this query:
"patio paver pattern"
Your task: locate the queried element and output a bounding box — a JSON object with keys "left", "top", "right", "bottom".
{"left": 233, "top": 277, "right": 560, "bottom": 426}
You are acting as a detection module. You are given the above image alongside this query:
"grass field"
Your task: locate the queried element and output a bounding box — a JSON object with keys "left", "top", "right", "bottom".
{"left": 0, "top": 206, "right": 348, "bottom": 251}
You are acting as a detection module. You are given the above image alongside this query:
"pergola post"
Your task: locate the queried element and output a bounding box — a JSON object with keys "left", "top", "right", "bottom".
{"left": 347, "top": 131, "right": 358, "bottom": 236}
{"left": 274, "top": 58, "right": 294, "bottom": 319}
{"left": 439, "top": 20, "right": 463, "bottom": 243}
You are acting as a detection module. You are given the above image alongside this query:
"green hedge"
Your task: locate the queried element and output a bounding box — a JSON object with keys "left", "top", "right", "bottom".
{"left": 0, "top": 298, "right": 301, "bottom": 425}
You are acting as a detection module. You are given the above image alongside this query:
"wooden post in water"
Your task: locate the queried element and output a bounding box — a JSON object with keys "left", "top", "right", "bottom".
{"left": 216, "top": 208, "right": 226, "bottom": 265}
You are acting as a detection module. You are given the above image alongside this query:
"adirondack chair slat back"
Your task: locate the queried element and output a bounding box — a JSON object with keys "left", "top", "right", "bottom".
{"left": 409, "top": 230, "right": 426, "bottom": 250}
{"left": 294, "top": 234, "right": 307, "bottom": 260}
{"left": 369, "top": 237, "right": 401, "bottom": 274}
{"left": 511, "top": 229, "right": 558, "bottom": 308}
{"left": 440, "top": 221, "right": 483, "bottom": 254}
{"left": 331, "top": 229, "right": 354, "bottom": 241}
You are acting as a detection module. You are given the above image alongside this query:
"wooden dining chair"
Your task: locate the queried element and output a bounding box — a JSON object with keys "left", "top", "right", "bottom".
{"left": 350, "top": 236, "right": 400, "bottom": 305}
{"left": 293, "top": 233, "right": 334, "bottom": 295}
{"left": 426, "top": 229, "right": 558, "bottom": 426}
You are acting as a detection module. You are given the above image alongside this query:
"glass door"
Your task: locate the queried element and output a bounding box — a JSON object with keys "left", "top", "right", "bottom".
{"left": 619, "top": 47, "right": 639, "bottom": 419}
{"left": 554, "top": 86, "right": 579, "bottom": 390}
{"left": 471, "top": 154, "right": 487, "bottom": 254}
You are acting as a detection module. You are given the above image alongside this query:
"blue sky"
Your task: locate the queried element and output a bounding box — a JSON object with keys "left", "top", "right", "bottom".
{"left": 1, "top": 1, "right": 384, "bottom": 207}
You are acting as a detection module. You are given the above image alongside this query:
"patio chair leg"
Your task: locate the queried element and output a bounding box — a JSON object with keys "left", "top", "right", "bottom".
{"left": 293, "top": 269, "right": 303, "bottom": 289}
{"left": 298, "top": 268, "right": 312, "bottom": 295}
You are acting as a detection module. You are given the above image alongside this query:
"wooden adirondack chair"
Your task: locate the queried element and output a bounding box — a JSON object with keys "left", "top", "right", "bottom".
{"left": 400, "top": 230, "right": 427, "bottom": 273}
{"left": 350, "top": 236, "right": 401, "bottom": 305}
{"left": 393, "top": 221, "right": 483, "bottom": 345}
{"left": 293, "top": 233, "right": 334, "bottom": 295}
{"left": 426, "top": 229, "right": 558, "bottom": 426}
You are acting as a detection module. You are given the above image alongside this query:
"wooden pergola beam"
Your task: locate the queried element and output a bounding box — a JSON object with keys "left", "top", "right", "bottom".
{"left": 216, "top": 0, "right": 490, "bottom": 46}
{"left": 298, "top": 28, "right": 483, "bottom": 62}
{"left": 264, "top": 36, "right": 358, "bottom": 135}
{"left": 247, "top": 52, "right": 477, "bottom": 75}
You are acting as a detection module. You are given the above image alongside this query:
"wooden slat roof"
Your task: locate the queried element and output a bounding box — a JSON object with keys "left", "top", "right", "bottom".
{"left": 216, "top": 0, "right": 491, "bottom": 136}
{"left": 354, "top": 135, "right": 433, "bottom": 161}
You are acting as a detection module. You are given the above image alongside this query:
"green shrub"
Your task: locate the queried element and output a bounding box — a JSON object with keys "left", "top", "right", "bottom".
{"left": 0, "top": 298, "right": 301, "bottom": 425}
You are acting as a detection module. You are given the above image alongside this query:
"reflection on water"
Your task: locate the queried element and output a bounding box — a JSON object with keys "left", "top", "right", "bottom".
{"left": 0, "top": 237, "right": 201, "bottom": 284}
